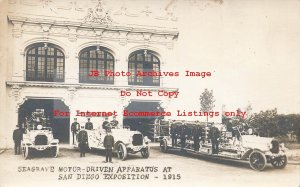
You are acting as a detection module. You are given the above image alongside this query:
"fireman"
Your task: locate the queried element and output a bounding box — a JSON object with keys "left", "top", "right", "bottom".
{"left": 13, "top": 125, "right": 23, "bottom": 155}
{"left": 193, "top": 125, "right": 201, "bottom": 151}
{"left": 180, "top": 123, "right": 187, "bottom": 149}
{"left": 78, "top": 126, "right": 88, "bottom": 157}
{"left": 170, "top": 123, "right": 177, "bottom": 147}
{"left": 71, "top": 118, "right": 80, "bottom": 145}
{"left": 103, "top": 128, "right": 114, "bottom": 163}
{"left": 85, "top": 118, "right": 93, "bottom": 130}
{"left": 102, "top": 117, "right": 109, "bottom": 132}
{"left": 209, "top": 124, "right": 221, "bottom": 154}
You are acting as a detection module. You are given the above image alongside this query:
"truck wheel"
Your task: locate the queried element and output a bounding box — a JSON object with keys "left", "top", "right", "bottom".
{"left": 51, "top": 146, "right": 59, "bottom": 158}
{"left": 271, "top": 155, "right": 287, "bottom": 169}
{"left": 141, "top": 146, "right": 150, "bottom": 158}
{"left": 117, "top": 143, "right": 127, "bottom": 161}
{"left": 160, "top": 139, "right": 168, "bottom": 153}
{"left": 22, "top": 146, "right": 29, "bottom": 160}
{"left": 249, "top": 151, "right": 266, "bottom": 171}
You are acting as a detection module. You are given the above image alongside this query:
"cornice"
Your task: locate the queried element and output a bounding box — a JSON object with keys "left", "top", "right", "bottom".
{"left": 6, "top": 81, "right": 179, "bottom": 92}
{"left": 7, "top": 15, "right": 179, "bottom": 47}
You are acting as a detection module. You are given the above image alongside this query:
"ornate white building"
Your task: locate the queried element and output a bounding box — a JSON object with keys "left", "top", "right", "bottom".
{"left": 0, "top": 0, "right": 179, "bottom": 147}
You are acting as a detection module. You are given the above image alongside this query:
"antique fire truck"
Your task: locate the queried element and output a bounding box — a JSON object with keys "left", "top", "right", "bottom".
{"left": 75, "top": 121, "right": 150, "bottom": 160}
{"left": 21, "top": 109, "right": 59, "bottom": 159}
{"left": 158, "top": 120, "right": 288, "bottom": 171}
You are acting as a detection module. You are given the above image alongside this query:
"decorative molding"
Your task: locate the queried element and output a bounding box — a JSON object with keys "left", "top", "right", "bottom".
{"left": 67, "top": 86, "right": 77, "bottom": 100}
{"left": 8, "top": 15, "right": 179, "bottom": 48}
{"left": 6, "top": 81, "right": 178, "bottom": 92}
{"left": 83, "top": 0, "right": 112, "bottom": 25}
{"left": 119, "top": 31, "right": 128, "bottom": 46}
{"left": 68, "top": 26, "right": 77, "bottom": 42}
{"left": 10, "top": 84, "right": 22, "bottom": 101}
{"left": 141, "top": 6, "right": 152, "bottom": 17}
{"left": 41, "top": 24, "right": 51, "bottom": 32}
{"left": 11, "top": 21, "right": 23, "bottom": 38}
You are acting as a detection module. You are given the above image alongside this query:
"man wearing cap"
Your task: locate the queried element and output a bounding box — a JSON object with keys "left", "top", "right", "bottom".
{"left": 85, "top": 118, "right": 93, "bottom": 130}
{"left": 170, "top": 123, "right": 177, "bottom": 147}
{"left": 209, "top": 124, "right": 221, "bottom": 154}
{"left": 78, "top": 126, "right": 88, "bottom": 157}
{"left": 71, "top": 118, "right": 80, "bottom": 145}
{"left": 13, "top": 125, "right": 23, "bottom": 155}
{"left": 102, "top": 117, "right": 109, "bottom": 132}
{"left": 103, "top": 129, "right": 114, "bottom": 163}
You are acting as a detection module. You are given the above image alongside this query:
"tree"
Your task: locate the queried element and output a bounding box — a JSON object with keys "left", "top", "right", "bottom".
{"left": 199, "top": 89, "right": 215, "bottom": 140}
{"left": 199, "top": 88, "right": 215, "bottom": 113}
{"left": 249, "top": 108, "right": 278, "bottom": 137}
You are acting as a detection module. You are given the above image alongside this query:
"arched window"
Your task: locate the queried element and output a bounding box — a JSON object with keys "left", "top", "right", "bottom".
{"left": 79, "top": 46, "right": 114, "bottom": 84}
{"left": 26, "top": 43, "right": 65, "bottom": 82}
{"left": 128, "top": 50, "right": 160, "bottom": 86}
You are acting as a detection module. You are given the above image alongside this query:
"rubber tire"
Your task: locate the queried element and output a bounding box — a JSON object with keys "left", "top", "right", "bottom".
{"left": 117, "top": 143, "right": 127, "bottom": 161}
{"left": 160, "top": 139, "right": 168, "bottom": 153}
{"left": 141, "top": 146, "right": 150, "bottom": 158}
{"left": 249, "top": 151, "right": 267, "bottom": 171}
{"left": 271, "top": 155, "right": 287, "bottom": 169}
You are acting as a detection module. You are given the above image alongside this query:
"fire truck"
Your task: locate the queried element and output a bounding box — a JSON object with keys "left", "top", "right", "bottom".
{"left": 21, "top": 109, "right": 59, "bottom": 159}
{"left": 158, "top": 120, "right": 287, "bottom": 171}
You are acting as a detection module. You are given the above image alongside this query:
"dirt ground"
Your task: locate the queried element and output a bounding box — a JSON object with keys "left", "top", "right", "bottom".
{"left": 0, "top": 144, "right": 299, "bottom": 187}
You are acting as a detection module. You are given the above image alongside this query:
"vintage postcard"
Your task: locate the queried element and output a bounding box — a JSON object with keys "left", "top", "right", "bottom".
{"left": 0, "top": 0, "right": 299, "bottom": 187}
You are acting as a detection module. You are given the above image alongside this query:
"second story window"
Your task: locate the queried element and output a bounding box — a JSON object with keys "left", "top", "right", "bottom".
{"left": 128, "top": 50, "right": 160, "bottom": 86}
{"left": 79, "top": 46, "right": 114, "bottom": 84}
{"left": 26, "top": 43, "right": 64, "bottom": 82}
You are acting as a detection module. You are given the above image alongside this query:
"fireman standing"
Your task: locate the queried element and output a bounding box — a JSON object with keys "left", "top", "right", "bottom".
{"left": 103, "top": 128, "right": 114, "bottom": 163}
{"left": 209, "top": 124, "right": 221, "bottom": 154}
{"left": 193, "top": 125, "right": 200, "bottom": 151}
{"left": 180, "top": 123, "right": 187, "bottom": 149}
{"left": 71, "top": 118, "right": 80, "bottom": 145}
{"left": 78, "top": 127, "right": 88, "bottom": 157}
{"left": 13, "top": 125, "right": 23, "bottom": 155}
{"left": 170, "top": 123, "right": 177, "bottom": 147}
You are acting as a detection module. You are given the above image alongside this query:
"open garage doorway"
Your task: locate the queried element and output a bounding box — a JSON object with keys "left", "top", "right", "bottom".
{"left": 18, "top": 98, "right": 70, "bottom": 143}
{"left": 123, "top": 101, "right": 164, "bottom": 140}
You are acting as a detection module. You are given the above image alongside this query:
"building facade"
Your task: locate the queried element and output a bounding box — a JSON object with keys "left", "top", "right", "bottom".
{"left": 1, "top": 0, "right": 179, "bottom": 147}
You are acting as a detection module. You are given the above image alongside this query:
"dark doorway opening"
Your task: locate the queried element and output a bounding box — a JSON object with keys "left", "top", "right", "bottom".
{"left": 18, "top": 98, "right": 70, "bottom": 143}
{"left": 123, "top": 101, "right": 164, "bottom": 140}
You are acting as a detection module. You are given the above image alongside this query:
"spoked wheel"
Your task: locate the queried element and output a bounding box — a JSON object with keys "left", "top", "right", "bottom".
{"left": 50, "top": 146, "right": 59, "bottom": 158}
{"left": 117, "top": 143, "right": 127, "bottom": 161}
{"left": 271, "top": 155, "right": 287, "bottom": 169}
{"left": 160, "top": 139, "right": 168, "bottom": 153}
{"left": 249, "top": 151, "right": 266, "bottom": 171}
{"left": 22, "top": 146, "right": 29, "bottom": 160}
{"left": 141, "top": 146, "right": 150, "bottom": 158}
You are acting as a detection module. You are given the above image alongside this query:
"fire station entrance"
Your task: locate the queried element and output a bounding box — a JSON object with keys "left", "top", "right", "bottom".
{"left": 18, "top": 98, "right": 70, "bottom": 143}
{"left": 123, "top": 101, "right": 164, "bottom": 140}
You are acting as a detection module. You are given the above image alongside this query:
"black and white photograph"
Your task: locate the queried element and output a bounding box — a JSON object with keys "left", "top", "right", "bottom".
{"left": 0, "top": 0, "right": 299, "bottom": 186}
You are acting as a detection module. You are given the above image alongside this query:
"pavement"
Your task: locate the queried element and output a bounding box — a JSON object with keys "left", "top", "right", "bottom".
{"left": 0, "top": 143, "right": 300, "bottom": 187}
{"left": 286, "top": 149, "right": 300, "bottom": 164}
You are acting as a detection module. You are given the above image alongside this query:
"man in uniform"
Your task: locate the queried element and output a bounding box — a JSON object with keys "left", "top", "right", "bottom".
{"left": 193, "top": 125, "right": 201, "bottom": 151}
{"left": 180, "top": 123, "right": 187, "bottom": 150}
{"left": 71, "top": 118, "right": 80, "bottom": 145}
{"left": 209, "top": 124, "right": 221, "bottom": 154}
{"left": 85, "top": 118, "right": 93, "bottom": 130}
{"left": 103, "top": 128, "right": 114, "bottom": 163}
{"left": 170, "top": 123, "right": 177, "bottom": 147}
{"left": 78, "top": 126, "right": 88, "bottom": 157}
{"left": 110, "top": 116, "right": 119, "bottom": 128}
{"left": 102, "top": 117, "right": 109, "bottom": 132}
{"left": 13, "top": 125, "right": 23, "bottom": 155}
